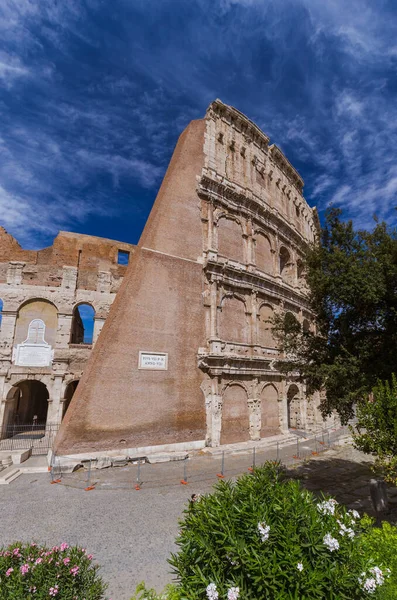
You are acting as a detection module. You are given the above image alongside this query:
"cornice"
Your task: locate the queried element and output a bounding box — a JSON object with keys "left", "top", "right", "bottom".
{"left": 197, "top": 173, "right": 314, "bottom": 249}
{"left": 206, "top": 99, "right": 304, "bottom": 194}
{"left": 269, "top": 145, "right": 304, "bottom": 193}
{"left": 207, "top": 99, "right": 270, "bottom": 152}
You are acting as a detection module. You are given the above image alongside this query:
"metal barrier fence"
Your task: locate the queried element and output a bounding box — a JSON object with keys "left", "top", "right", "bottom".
{"left": 0, "top": 423, "right": 59, "bottom": 455}
{"left": 50, "top": 425, "right": 352, "bottom": 492}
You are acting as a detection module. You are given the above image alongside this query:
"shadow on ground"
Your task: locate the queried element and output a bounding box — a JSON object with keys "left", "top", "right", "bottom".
{"left": 286, "top": 451, "right": 397, "bottom": 522}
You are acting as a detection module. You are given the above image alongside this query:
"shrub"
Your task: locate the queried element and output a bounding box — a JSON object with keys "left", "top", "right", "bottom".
{"left": 169, "top": 464, "right": 390, "bottom": 599}
{"left": 360, "top": 518, "right": 397, "bottom": 600}
{"left": 131, "top": 582, "right": 180, "bottom": 600}
{"left": 0, "top": 542, "right": 108, "bottom": 599}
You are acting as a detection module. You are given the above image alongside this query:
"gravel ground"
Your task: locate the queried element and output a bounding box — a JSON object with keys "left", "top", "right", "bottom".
{"left": 0, "top": 435, "right": 369, "bottom": 600}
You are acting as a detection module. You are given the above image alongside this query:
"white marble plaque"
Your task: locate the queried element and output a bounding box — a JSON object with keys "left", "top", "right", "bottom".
{"left": 138, "top": 351, "right": 168, "bottom": 370}
{"left": 13, "top": 319, "right": 53, "bottom": 367}
{"left": 14, "top": 344, "right": 53, "bottom": 367}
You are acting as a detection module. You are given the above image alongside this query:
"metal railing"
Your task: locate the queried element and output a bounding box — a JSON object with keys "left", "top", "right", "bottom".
{"left": 0, "top": 422, "right": 59, "bottom": 455}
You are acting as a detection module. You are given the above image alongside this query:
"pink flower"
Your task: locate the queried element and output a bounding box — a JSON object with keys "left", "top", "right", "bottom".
{"left": 35, "top": 558, "right": 43, "bottom": 564}
{"left": 5, "top": 567, "right": 13, "bottom": 577}
{"left": 12, "top": 548, "right": 20, "bottom": 556}
{"left": 60, "top": 543, "right": 69, "bottom": 552}
{"left": 70, "top": 565, "right": 79, "bottom": 577}
{"left": 20, "top": 563, "right": 29, "bottom": 575}
{"left": 63, "top": 557, "right": 70, "bottom": 565}
{"left": 87, "top": 554, "right": 93, "bottom": 561}
{"left": 49, "top": 585, "right": 59, "bottom": 596}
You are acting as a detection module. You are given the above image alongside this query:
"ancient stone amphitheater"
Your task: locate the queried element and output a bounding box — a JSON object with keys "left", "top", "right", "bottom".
{"left": 55, "top": 99, "right": 327, "bottom": 456}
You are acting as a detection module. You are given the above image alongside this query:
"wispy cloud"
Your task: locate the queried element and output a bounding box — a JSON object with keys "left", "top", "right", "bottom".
{"left": 0, "top": 0, "right": 396, "bottom": 248}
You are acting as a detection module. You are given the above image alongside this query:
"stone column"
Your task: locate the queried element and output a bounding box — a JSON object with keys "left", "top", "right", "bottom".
{"left": 55, "top": 314, "right": 72, "bottom": 349}
{"left": 93, "top": 317, "right": 105, "bottom": 345}
{"left": 210, "top": 281, "right": 218, "bottom": 339}
{"left": 0, "top": 374, "right": 8, "bottom": 432}
{"left": 46, "top": 375, "right": 64, "bottom": 426}
{"left": 0, "top": 311, "right": 17, "bottom": 350}
{"left": 279, "top": 380, "right": 289, "bottom": 433}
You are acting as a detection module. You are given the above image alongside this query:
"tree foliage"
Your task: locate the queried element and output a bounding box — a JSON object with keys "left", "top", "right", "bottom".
{"left": 273, "top": 207, "right": 397, "bottom": 422}
{"left": 352, "top": 375, "right": 397, "bottom": 483}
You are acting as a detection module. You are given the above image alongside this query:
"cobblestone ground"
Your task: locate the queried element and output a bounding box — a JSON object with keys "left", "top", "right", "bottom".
{"left": 0, "top": 441, "right": 394, "bottom": 600}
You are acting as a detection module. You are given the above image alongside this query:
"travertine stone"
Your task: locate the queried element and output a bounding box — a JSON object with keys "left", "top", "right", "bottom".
{"left": 0, "top": 229, "right": 134, "bottom": 431}
{"left": 55, "top": 99, "right": 331, "bottom": 456}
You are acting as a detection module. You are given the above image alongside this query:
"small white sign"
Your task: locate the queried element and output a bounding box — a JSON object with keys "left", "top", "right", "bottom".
{"left": 138, "top": 351, "right": 168, "bottom": 370}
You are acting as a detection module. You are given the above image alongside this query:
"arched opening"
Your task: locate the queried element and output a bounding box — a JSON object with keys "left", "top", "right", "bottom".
{"left": 279, "top": 247, "right": 291, "bottom": 278}
{"left": 63, "top": 380, "right": 79, "bottom": 418}
{"left": 220, "top": 384, "right": 250, "bottom": 445}
{"left": 261, "top": 384, "right": 280, "bottom": 437}
{"left": 217, "top": 216, "right": 244, "bottom": 264}
{"left": 258, "top": 304, "right": 276, "bottom": 347}
{"left": 0, "top": 298, "right": 3, "bottom": 329}
{"left": 219, "top": 296, "right": 249, "bottom": 344}
{"left": 255, "top": 233, "right": 273, "bottom": 274}
{"left": 4, "top": 380, "right": 49, "bottom": 429}
{"left": 297, "top": 259, "right": 304, "bottom": 281}
{"left": 70, "top": 304, "right": 95, "bottom": 344}
{"left": 14, "top": 299, "right": 57, "bottom": 347}
{"left": 303, "top": 319, "right": 310, "bottom": 333}
{"left": 287, "top": 384, "right": 301, "bottom": 429}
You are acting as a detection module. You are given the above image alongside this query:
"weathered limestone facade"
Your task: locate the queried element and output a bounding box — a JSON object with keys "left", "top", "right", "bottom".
{"left": 0, "top": 228, "right": 134, "bottom": 432}
{"left": 199, "top": 100, "right": 325, "bottom": 444}
{"left": 55, "top": 99, "right": 331, "bottom": 457}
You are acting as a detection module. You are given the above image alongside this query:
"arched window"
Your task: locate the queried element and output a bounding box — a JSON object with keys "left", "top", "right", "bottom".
{"left": 255, "top": 233, "right": 273, "bottom": 274}
{"left": 0, "top": 299, "right": 3, "bottom": 329}
{"left": 219, "top": 296, "right": 249, "bottom": 344}
{"left": 258, "top": 304, "right": 276, "bottom": 347}
{"left": 70, "top": 304, "right": 95, "bottom": 344}
{"left": 279, "top": 247, "right": 290, "bottom": 276}
{"left": 297, "top": 259, "right": 304, "bottom": 280}
{"left": 217, "top": 217, "right": 244, "bottom": 264}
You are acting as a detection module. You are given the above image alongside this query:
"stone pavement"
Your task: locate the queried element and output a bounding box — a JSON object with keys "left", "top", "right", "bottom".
{"left": 0, "top": 441, "right": 395, "bottom": 600}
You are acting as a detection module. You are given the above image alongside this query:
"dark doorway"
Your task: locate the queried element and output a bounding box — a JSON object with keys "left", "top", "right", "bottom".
{"left": 7, "top": 380, "right": 49, "bottom": 427}
{"left": 63, "top": 380, "right": 79, "bottom": 418}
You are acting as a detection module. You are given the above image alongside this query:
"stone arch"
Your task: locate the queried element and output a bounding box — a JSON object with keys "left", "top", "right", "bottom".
{"left": 70, "top": 303, "right": 95, "bottom": 344}
{"left": 217, "top": 214, "right": 245, "bottom": 263}
{"left": 220, "top": 382, "right": 250, "bottom": 444}
{"left": 14, "top": 299, "right": 58, "bottom": 348}
{"left": 255, "top": 231, "right": 273, "bottom": 274}
{"left": 257, "top": 303, "right": 276, "bottom": 347}
{"left": 279, "top": 246, "right": 292, "bottom": 279}
{"left": 219, "top": 294, "right": 249, "bottom": 343}
{"left": 287, "top": 384, "right": 301, "bottom": 429}
{"left": 297, "top": 258, "right": 304, "bottom": 281}
{"left": 63, "top": 380, "right": 79, "bottom": 419}
{"left": 260, "top": 383, "right": 280, "bottom": 437}
{"left": 3, "top": 379, "right": 49, "bottom": 429}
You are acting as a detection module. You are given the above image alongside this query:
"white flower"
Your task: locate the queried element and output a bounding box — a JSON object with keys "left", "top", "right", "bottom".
{"left": 206, "top": 583, "right": 219, "bottom": 600}
{"left": 257, "top": 521, "right": 270, "bottom": 542}
{"left": 349, "top": 509, "right": 360, "bottom": 520}
{"left": 360, "top": 577, "right": 377, "bottom": 594}
{"left": 297, "top": 562, "right": 304, "bottom": 572}
{"left": 323, "top": 533, "right": 339, "bottom": 552}
{"left": 317, "top": 499, "right": 338, "bottom": 516}
{"left": 227, "top": 587, "right": 240, "bottom": 600}
{"left": 337, "top": 520, "right": 355, "bottom": 538}
{"left": 370, "top": 567, "right": 384, "bottom": 586}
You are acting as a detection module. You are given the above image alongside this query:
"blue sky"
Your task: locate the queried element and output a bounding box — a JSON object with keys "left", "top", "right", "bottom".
{"left": 1, "top": 0, "right": 397, "bottom": 249}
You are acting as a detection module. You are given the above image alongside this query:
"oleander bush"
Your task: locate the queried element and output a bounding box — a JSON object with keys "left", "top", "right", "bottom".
{"left": 167, "top": 464, "right": 392, "bottom": 599}
{"left": 0, "top": 542, "right": 108, "bottom": 600}
{"left": 360, "top": 518, "right": 397, "bottom": 600}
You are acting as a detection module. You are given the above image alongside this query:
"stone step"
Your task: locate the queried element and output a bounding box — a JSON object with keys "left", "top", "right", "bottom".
{"left": 0, "top": 467, "right": 22, "bottom": 485}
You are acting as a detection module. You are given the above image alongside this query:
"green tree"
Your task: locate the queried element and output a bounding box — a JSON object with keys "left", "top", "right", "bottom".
{"left": 273, "top": 207, "right": 397, "bottom": 422}
{"left": 352, "top": 375, "right": 397, "bottom": 483}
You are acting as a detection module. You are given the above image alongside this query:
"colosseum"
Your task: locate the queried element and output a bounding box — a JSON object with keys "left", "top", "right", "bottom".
{"left": 0, "top": 229, "right": 134, "bottom": 446}
{"left": 52, "top": 99, "right": 331, "bottom": 458}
